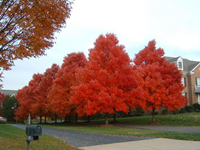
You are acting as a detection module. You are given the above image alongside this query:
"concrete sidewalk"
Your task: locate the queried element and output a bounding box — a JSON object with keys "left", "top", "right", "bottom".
{"left": 80, "top": 138, "right": 200, "bottom": 150}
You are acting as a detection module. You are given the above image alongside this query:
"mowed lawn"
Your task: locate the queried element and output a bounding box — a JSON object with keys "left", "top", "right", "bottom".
{"left": 41, "top": 113, "right": 200, "bottom": 141}
{"left": 0, "top": 125, "right": 79, "bottom": 150}
{"left": 91, "top": 112, "right": 200, "bottom": 126}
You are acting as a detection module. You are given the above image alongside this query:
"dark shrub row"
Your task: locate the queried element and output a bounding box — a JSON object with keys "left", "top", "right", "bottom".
{"left": 162, "top": 103, "right": 200, "bottom": 115}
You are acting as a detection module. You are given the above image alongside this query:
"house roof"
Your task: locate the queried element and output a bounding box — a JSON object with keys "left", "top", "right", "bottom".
{"left": 0, "top": 90, "right": 18, "bottom": 96}
{"left": 165, "top": 56, "right": 200, "bottom": 73}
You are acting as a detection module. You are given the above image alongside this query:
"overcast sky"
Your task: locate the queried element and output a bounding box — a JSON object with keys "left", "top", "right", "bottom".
{"left": 2, "top": 0, "right": 200, "bottom": 90}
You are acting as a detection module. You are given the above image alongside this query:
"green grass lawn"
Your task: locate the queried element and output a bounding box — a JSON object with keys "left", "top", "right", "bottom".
{"left": 30, "top": 113, "right": 200, "bottom": 126}
{"left": 91, "top": 112, "right": 200, "bottom": 126}
{"left": 0, "top": 124, "right": 79, "bottom": 150}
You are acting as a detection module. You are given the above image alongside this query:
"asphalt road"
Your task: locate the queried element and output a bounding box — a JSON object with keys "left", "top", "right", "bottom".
{"left": 10, "top": 124, "right": 153, "bottom": 147}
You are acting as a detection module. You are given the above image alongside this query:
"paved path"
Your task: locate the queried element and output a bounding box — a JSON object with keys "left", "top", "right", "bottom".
{"left": 80, "top": 138, "right": 200, "bottom": 150}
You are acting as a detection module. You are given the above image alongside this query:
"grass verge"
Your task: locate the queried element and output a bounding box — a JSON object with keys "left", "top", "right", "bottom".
{"left": 90, "top": 113, "right": 200, "bottom": 126}
{"left": 0, "top": 124, "right": 79, "bottom": 150}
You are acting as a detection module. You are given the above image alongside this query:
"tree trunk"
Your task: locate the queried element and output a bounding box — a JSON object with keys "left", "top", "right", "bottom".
{"left": 40, "top": 116, "right": 42, "bottom": 124}
{"left": 60, "top": 118, "right": 62, "bottom": 123}
{"left": 152, "top": 108, "right": 156, "bottom": 123}
{"left": 88, "top": 115, "right": 90, "bottom": 123}
{"left": 75, "top": 113, "right": 78, "bottom": 123}
{"left": 65, "top": 115, "right": 67, "bottom": 122}
{"left": 69, "top": 115, "right": 71, "bottom": 122}
{"left": 55, "top": 114, "right": 57, "bottom": 123}
{"left": 105, "top": 113, "right": 108, "bottom": 125}
{"left": 113, "top": 113, "right": 116, "bottom": 122}
{"left": 44, "top": 116, "right": 47, "bottom": 123}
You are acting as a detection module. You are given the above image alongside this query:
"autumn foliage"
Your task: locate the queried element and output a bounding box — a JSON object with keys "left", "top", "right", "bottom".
{"left": 48, "top": 53, "right": 87, "bottom": 119}
{"left": 16, "top": 73, "right": 44, "bottom": 120}
{"left": 0, "top": 92, "right": 6, "bottom": 115}
{"left": 32, "top": 64, "right": 59, "bottom": 122}
{"left": 0, "top": 0, "right": 72, "bottom": 70}
{"left": 16, "top": 34, "right": 187, "bottom": 124}
{"left": 134, "top": 40, "right": 187, "bottom": 122}
{"left": 72, "top": 34, "right": 138, "bottom": 125}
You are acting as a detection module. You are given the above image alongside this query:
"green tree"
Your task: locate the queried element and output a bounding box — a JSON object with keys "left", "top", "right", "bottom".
{"left": 1, "top": 95, "right": 17, "bottom": 121}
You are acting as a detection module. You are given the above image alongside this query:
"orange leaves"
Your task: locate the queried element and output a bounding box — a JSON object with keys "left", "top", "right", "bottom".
{"left": 0, "top": 0, "right": 72, "bottom": 70}
{"left": 15, "top": 34, "right": 187, "bottom": 124}
{"left": 16, "top": 64, "right": 59, "bottom": 120}
{"left": 72, "top": 33, "right": 135, "bottom": 118}
{"left": 134, "top": 40, "right": 187, "bottom": 112}
{"left": 48, "top": 52, "right": 87, "bottom": 117}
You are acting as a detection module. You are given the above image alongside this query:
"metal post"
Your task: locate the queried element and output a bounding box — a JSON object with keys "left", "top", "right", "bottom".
{"left": 27, "top": 141, "right": 30, "bottom": 150}
{"left": 27, "top": 114, "right": 31, "bottom": 150}
{"left": 28, "top": 114, "right": 31, "bottom": 125}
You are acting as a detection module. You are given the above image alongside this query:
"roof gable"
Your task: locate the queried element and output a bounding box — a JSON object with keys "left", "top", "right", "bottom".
{"left": 165, "top": 56, "right": 200, "bottom": 72}
{"left": 0, "top": 90, "right": 18, "bottom": 96}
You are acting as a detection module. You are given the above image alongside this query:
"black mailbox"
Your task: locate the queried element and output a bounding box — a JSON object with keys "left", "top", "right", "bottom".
{"left": 26, "top": 125, "right": 42, "bottom": 141}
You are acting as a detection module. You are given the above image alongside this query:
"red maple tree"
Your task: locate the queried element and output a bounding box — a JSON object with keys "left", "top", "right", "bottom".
{"left": 48, "top": 53, "right": 87, "bottom": 121}
{"left": 72, "top": 33, "right": 137, "bottom": 125}
{"left": 134, "top": 40, "right": 187, "bottom": 122}
{"left": 0, "top": 91, "right": 6, "bottom": 116}
{"left": 32, "top": 64, "right": 59, "bottom": 123}
{"left": 16, "top": 73, "right": 44, "bottom": 120}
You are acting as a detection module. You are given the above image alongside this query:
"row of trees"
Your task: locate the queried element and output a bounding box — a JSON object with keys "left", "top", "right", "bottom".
{"left": 16, "top": 33, "right": 187, "bottom": 124}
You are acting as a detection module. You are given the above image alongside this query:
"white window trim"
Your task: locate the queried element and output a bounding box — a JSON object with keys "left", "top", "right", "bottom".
{"left": 198, "top": 94, "right": 200, "bottom": 104}
{"left": 177, "top": 57, "right": 183, "bottom": 70}
{"left": 196, "top": 78, "right": 200, "bottom": 87}
{"left": 182, "top": 77, "right": 186, "bottom": 87}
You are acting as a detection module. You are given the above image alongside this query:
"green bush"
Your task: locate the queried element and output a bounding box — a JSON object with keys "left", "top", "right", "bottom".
{"left": 194, "top": 109, "right": 200, "bottom": 112}
{"left": 162, "top": 109, "right": 169, "bottom": 115}
{"left": 180, "top": 107, "right": 186, "bottom": 113}
{"left": 151, "top": 111, "right": 158, "bottom": 115}
{"left": 172, "top": 109, "right": 179, "bottom": 114}
{"left": 193, "top": 103, "right": 200, "bottom": 110}
{"left": 185, "top": 106, "right": 194, "bottom": 112}
{"left": 133, "top": 107, "right": 145, "bottom": 116}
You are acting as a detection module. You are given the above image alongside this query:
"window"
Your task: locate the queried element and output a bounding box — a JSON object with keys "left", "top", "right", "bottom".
{"left": 196, "top": 78, "right": 200, "bottom": 87}
{"left": 198, "top": 94, "right": 200, "bottom": 104}
{"left": 178, "top": 62, "right": 182, "bottom": 69}
{"left": 182, "top": 77, "right": 186, "bottom": 87}
{"left": 182, "top": 93, "right": 187, "bottom": 96}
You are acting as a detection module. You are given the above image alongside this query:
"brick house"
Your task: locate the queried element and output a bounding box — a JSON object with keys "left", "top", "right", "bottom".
{"left": 165, "top": 56, "right": 200, "bottom": 105}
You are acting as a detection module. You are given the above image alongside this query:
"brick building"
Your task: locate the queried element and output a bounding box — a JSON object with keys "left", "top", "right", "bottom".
{"left": 165, "top": 56, "right": 200, "bottom": 105}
